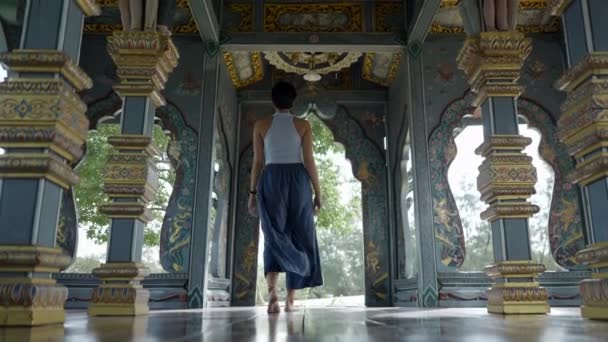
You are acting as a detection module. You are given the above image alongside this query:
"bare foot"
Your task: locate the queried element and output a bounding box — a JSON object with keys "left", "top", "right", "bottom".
{"left": 285, "top": 299, "right": 298, "bottom": 312}
{"left": 267, "top": 298, "right": 280, "bottom": 314}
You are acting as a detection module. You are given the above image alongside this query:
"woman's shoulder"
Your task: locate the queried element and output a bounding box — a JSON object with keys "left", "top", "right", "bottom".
{"left": 292, "top": 117, "right": 311, "bottom": 129}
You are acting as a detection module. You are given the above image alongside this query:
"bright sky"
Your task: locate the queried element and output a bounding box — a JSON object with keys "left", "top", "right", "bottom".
{"left": 0, "top": 65, "right": 5, "bottom": 81}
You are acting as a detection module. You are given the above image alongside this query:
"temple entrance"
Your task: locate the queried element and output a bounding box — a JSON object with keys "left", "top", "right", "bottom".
{"left": 254, "top": 114, "right": 365, "bottom": 307}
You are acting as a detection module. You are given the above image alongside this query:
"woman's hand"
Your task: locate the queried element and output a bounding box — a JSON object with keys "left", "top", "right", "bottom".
{"left": 313, "top": 194, "right": 322, "bottom": 215}
{"left": 248, "top": 194, "right": 258, "bottom": 217}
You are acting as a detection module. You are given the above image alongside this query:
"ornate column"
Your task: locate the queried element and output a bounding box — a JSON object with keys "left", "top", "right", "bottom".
{"left": 88, "top": 31, "right": 178, "bottom": 316}
{"left": 457, "top": 32, "right": 550, "bottom": 314}
{"left": 550, "top": 0, "right": 608, "bottom": 320}
{"left": 0, "top": 0, "right": 99, "bottom": 326}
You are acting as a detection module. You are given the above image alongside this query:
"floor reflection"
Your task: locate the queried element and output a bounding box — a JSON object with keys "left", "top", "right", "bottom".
{"left": 0, "top": 307, "right": 606, "bottom": 341}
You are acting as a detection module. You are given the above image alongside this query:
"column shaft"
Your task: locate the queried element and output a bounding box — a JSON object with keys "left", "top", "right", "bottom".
{"left": 458, "top": 31, "right": 549, "bottom": 314}
{"left": 0, "top": 0, "right": 99, "bottom": 327}
{"left": 551, "top": 0, "right": 608, "bottom": 320}
{"left": 88, "top": 30, "right": 179, "bottom": 317}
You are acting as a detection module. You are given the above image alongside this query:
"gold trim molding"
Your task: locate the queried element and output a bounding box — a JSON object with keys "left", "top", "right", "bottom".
{"left": 107, "top": 30, "right": 180, "bottom": 106}
{"left": 75, "top": 0, "right": 102, "bottom": 16}
{"left": 0, "top": 50, "right": 93, "bottom": 91}
{"left": 374, "top": 2, "right": 403, "bottom": 32}
{"left": 223, "top": 52, "right": 265, "bottom": 89}
{"left": 457, "top": 31, "right": 532, "bottom": 105}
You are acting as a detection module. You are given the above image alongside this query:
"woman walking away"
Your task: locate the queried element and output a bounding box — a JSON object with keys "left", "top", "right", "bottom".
{"left": 248, "top": 81, "right": 323, "bottom": 314}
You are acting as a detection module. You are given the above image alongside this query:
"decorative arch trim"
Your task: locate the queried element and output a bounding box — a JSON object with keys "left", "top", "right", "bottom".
{"left": 428, "top": 92, "right": 585, "bottom": 270}
{"left": 57, "top": 92, "right": 198, "bottom": 273}
{"left": 231, "top": 104, "right": 392, "bottom": 306}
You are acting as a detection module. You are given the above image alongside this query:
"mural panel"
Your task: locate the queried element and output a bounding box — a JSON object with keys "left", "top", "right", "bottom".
{"left": 428, "top": 92, "right": 585, "bottom": 270}
{"left": 263, "top": 3, "right": 363, "bottom": 32}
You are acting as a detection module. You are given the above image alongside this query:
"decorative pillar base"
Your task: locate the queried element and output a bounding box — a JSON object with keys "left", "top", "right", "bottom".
{"left": 485, "top": 261, "right": 550, "bottom": 315}
{"left": 0, "top": 246, "right": 71, "bottom": 326}
{"left": 0, "top": 280, "right": 68, "bottom": 326}
{"left": 88, "top": 263, "right": 150, "bottom": 317}
{"left": 581, "top": 278, "right": 608, "bottom": 320}
{"left": 577, "top": 242, "right": 608, "bottom": 320}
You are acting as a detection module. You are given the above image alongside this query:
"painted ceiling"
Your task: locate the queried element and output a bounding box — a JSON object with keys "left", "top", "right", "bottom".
{"left": 83, "top": 1, "right": 559, "bottom": 90}
{"left": 432, "top": 0, "right": 559, "bottom": 34}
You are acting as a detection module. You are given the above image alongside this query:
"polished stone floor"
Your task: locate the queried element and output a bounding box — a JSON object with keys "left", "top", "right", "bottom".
{"left": 1, "top": 307, "right": 608, "bottom": 341}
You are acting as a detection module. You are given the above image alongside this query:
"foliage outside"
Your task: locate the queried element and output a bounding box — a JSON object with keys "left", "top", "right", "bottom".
{"left": 65, "top": 123, "right": 174, "bottom": 273}
{"left": 256, "top": 115, "right": 365, "bottom": 304}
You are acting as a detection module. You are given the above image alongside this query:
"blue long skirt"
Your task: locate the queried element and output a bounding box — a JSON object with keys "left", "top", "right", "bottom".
{"left": 257, "top": 163, "right": 323, "bottom": 290}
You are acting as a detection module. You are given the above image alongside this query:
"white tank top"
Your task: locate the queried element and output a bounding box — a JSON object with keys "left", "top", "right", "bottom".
{"left": 264, "top": 112, "right": 303, "bottom": 165}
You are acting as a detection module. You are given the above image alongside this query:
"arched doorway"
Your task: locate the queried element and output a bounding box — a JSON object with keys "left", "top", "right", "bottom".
{"left": 231, "top": 100, "right": 392, "bottom": 307}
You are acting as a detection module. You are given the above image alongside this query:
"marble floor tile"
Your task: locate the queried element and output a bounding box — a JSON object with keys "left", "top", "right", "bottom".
{"left": 0, "top": 307, "right": 607, "bottom": 342}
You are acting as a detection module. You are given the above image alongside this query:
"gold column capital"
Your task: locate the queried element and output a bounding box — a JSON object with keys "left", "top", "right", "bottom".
{"left": 576, "top": 242, "right": 608, "bottom": 269}
{"left": 74, "top": 0, "right": 102, "bottom": 16}
{"left": 555, "top": 52, "right": 608, "bottom": 93}
{"left": 0, "top": 49, "right": 93, "bottom": 91}
{"left": 107, "top": 30, "right": 180, "bottom": 107}
{"left": 457, "top": 31, "right": 532, "bottom": 106}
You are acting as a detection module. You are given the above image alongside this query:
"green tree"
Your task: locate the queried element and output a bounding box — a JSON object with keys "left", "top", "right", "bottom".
{"left": 74, "top": 123, "right": 174, "bottom": 248}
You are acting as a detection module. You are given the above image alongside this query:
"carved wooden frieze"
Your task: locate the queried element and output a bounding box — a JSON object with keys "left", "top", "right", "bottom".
{"left": 263, "top": 3, "right": 363, "bottom": 32}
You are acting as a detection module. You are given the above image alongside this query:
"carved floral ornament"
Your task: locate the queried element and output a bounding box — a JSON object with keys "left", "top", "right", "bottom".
{"left": 263, "top": 51, "right": 362, "bottom": 82}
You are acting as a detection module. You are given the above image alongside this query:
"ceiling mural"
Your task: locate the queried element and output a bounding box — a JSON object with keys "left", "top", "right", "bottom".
{"left": 223, "top": 52, "right": 264, "bottom": 89}
{"left": 224, "top": 3, "right": 254, "bottom": 33}
{"left": 263, "top": 3, "right": 364, "bottom": 33}
{"left": 374, "top": 1, "right": 405, "bottom": 32}
{"left": 362, "top": 53, "right": 402, "bottom": 87}
{"left": 432, "top": 0, "right": 560, "bottom": 34}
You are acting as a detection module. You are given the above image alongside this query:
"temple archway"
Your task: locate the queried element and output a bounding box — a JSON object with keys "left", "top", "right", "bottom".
{"left": 428, "top": 92, "right": 586, "bottom": 272}
{"left": 57, "top": 92, "right": 198, "bottom": 274}
{"left": 231, "top": 98, "right": 392, "bottom": 307}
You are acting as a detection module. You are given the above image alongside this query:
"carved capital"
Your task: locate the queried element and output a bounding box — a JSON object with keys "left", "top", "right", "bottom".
{"left": 457, "top": 32, "right": 532, "bottom": 105}
{"left": 567, "top": 153, "right": 608, "bottom": 185}
{"left": 0, "top": 154, "right": 80, "bottom": 189}
{"left": 555, "top": 52, "right": 608, "bottom": 93}
{"left": 0, "top": 50, "right": 93, "bottom": 91}
{"left": 107, "top": 31, "right": 180, "bottom": 106}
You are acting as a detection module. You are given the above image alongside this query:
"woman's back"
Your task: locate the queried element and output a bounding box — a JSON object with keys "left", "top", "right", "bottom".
{"left": 263, "top": 113, "right": 303, "bottom": 165}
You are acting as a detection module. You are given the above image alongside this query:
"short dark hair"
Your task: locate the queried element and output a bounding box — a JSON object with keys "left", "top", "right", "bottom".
{"left": 271, "top": 81, "right": 297, "bottom": 109}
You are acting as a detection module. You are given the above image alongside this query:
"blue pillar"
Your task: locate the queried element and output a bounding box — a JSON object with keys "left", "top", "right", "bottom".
{"left": 0, "top": 0, "right": 99, "bottom": 327}
{"left": 551, "top": 0, "right": 608, "bottom": 320}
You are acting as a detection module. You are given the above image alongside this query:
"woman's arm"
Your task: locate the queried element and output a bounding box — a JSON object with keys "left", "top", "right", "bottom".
{"left": 250, "top": 122, "right": 265, "bottom": 192}
{"left": 248, "top": 122, "right": 265, "bottom": 216}
{"left": 301, "top": 121, "right": 322, "bottom": 208}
